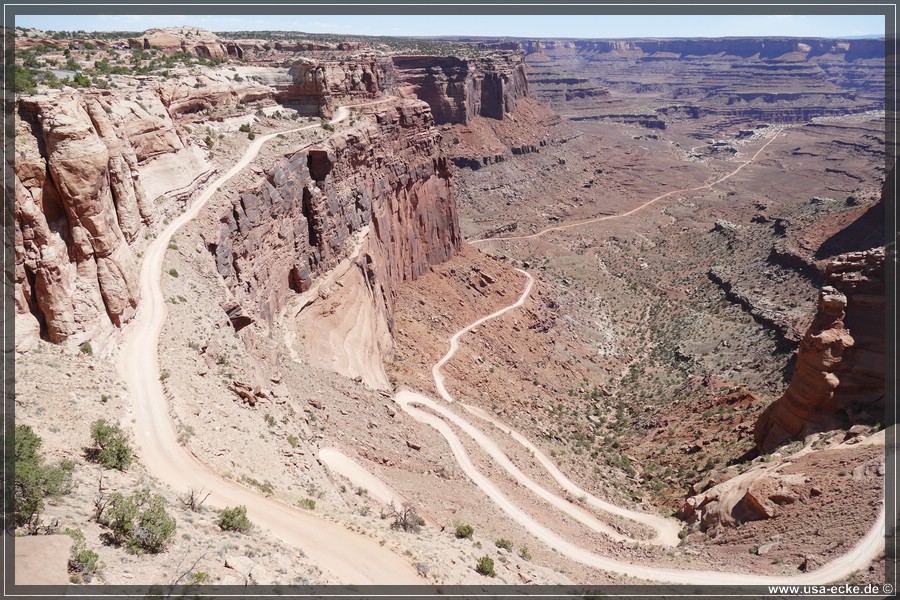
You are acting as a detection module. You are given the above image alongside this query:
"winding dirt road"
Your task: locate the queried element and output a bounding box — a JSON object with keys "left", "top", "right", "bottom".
{"left": 117, "top": 110, "right": 419, "bottom": 584}
{"left": 398, "top": 130, "right": 887, "bottom": 583}
{"left": 469, "top": 129, "right": 785, "bottom": 245}
{"left": 396, "top": 268, "right": 887, "bottom": 584}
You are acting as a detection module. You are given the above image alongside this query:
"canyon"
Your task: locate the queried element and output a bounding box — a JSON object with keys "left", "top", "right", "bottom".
{"left": 12, "top": 26, "right": 891, "bottom": 590}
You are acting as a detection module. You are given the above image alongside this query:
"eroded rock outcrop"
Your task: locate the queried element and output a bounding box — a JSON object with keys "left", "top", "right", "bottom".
{"left": 391, "top": 53, "right": 529, "bottom": 124}
{"left": 135, "top": 27, "right": 243, "bottom": 59}
{"left": 283, "top": 55, "right": 386, "bottom": 117}
{"left": 14, "top": 84, "right": 212, "bottom": 348}
{"left": 156, "top": 71, "right": 275, "bottom": 118}
{"left": 15, "top": 93, "right": 150, "bottom": 345}
{"left": 210, "top": 99, "right": 460, "bottom": 331}
{"left": 754, "top": 247, "right": 886, "bottom": 453}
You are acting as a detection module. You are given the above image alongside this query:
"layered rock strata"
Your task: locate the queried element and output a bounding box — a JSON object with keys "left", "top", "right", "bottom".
{"left": 132, "top": 27, "right": 244, "bottom": 59}
{"left": 282, "top": 55, "right": 386, "bottom": 117}
{"left": 391, "top": 53, "right": 529, "bottom": 124}
{"left": 754, "top": 247, "right": 886, "bottom": 453}
{"left": 510, "top": 38, "right": 884, "bottom": 130}
{"left": 210, "top": 99, "right": 460, "bottom": 331}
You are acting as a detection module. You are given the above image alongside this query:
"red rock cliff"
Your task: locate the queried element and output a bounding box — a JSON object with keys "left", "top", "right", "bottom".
{"left": 391, "top": 53, "right": 529, "bottom": 124}
{"left": 210, "top": 99, "right": 460, "bottom": 329}
{"left": 754, "top": 247, "right": 887, "bottom": 453}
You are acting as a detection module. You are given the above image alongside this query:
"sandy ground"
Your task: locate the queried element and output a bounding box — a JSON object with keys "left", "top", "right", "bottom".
{"left": 116, "top": 107, "right": 420, "bottom": 584}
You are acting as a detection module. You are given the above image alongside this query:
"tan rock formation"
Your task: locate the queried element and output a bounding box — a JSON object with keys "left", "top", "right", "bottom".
{"left": 681, "top": 467, "right": 806, "bottom": 530}
{"left": 284, "top": 55, "right": 385, "bottom": 117}
{"left": 14, "top": 89, "right": 193, "bottom": 346}
{"left": 156, "top": 71, "right": 275, "bottom": 118}
{"left": 754, "top": 247, "right": 886, "bottom": 453}
{"left": 137, "top": 27, "right": 242, "bottom": 59}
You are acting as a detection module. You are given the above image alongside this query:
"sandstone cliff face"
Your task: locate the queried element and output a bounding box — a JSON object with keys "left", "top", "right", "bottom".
{"left": 210, "top": 100, "right": 460, "bottom": 329}
{"left": 15, "top": 93, "right": 154, "bottom": 346}
{"left": 283, "top": 55, "right": 385, "bottom": 117}
{"left": 391, "top": 53, "right": 529, "bottom": 124}
{"left": 754, "top": 247, "right": 886, "bottom": 453}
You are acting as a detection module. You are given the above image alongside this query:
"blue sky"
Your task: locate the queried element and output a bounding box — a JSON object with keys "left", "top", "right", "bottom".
{"left": 14, "top": 14, "right": 885, "bottom": 39}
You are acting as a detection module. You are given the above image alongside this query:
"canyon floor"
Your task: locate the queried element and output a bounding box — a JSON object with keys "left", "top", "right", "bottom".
{"left": 13, "top": 33, "right": 890, "bottom": 590}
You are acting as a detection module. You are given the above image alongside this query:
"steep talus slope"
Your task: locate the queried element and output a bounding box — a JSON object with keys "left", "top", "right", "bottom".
{"left": 210, "top": 100, "right": 459, "bottom": 331}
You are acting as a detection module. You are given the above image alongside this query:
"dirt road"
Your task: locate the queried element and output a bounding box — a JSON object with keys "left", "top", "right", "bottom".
{"left": 469, "top": 129, "right": 785, "bottom": 244}
{"left": 117, "top": 112, "right": 419, "bottom": 584}
{"left": 396, "top": 267, "right": 887, "bottom": 584}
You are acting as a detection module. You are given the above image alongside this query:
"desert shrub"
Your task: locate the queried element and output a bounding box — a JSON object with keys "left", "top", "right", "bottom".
{"left": 455, "top": 523, "right": 474, "bottom": 539}
{"left": 14, "top": 425, "right": 74, "bottom": 529}
{"left": 218, "top": 505, "right": 252, "bottom": 532}
{"left": 90, "top": 420, "right": 133, "bottom": 470}
{"left": 388, "top": 502, "right": 421, "bottom": 533}
{"left": 79, "top": 342, "right": 93, "bottom": 355}
{"left": 247, "top": 132, "right": 256, "bottom": 141}
{"left": 475, "top": 555, "right": 495, "bottom": 577}
{"left": 495, "top": 537, "right": 513, "bottom": 551}
{"left": 297, "top": 498, "right": 316, "bottom": 510}
{"left": 106, "top": 490, "right": 176, "bottom": 554}
{"left": 322, "top": 122, "right": 335, "bottom": 132}
{"left": 238, "top": 123, "right": 251, "bottom": 133}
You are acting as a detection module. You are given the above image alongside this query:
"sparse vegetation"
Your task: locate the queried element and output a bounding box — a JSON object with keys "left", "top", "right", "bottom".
{"left": 475, "top": 555, "right": 495, "bottom": 577}
{"left": 455, "top": 523, "right": 474, "bottom": 539}
{"left": 79, "top": 342, "right": 93, "bottom": 355}
{"left": 297, "top": 498, "right": 316, "bottom": 510}
{"left": 65, "top": 528, "right": 100, "bottom": 582}
{"left": 89, "top": 419, "right": 133, "bottom": 471}
{"left": 14, "top": 425, "right": 74, "bottom": 531}
{"left": 388, "top": 502, "right": 422, "bottom": 533}
{"left": 105, "top": 490, "right": 176, "bottom": 554}
{"left": 495, "top": 537, "right": 513, "bottom": 551}
{"left": 218, "top": 505, "right": 252, "bottom": 532}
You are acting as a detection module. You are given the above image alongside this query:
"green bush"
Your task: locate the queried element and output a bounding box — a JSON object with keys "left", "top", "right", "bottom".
{"left": 238, "top": 123, "right": 251, "bottom": 133}
{"left": 475, "top": 555, "right": 495, "bottom": 577}
{"left": 14, "top": 425, "right": 74, "bottom": 528}
{"left": 79, "top": 342, "right": 93, "bottom": 355}
{"left": 247, "top": 132, "right": 256, "bottom": 141}
{"left": 90, "top": 419, "right": 133, "bottom": 470}
{"left": 455, "top": 523, "right": 474, "bottom": 539}
{"left": 106, "top": 490, "right": 176, "bottom": 554}
{"left": 14, "top": 66, "right": 36, "bottom": 94}
{"left": 218, "top": 505, "right": 252, "bottom": 532}
{"left": 495, "top": 538, "right": 513, "bottom": 551}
